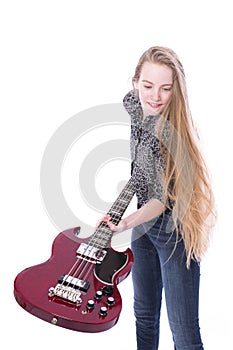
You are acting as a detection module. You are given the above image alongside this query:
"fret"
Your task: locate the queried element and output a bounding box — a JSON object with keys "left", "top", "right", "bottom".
{"left": 91, "top": 240, "right": 109, "bottom": 250}
{"left": 108, "top": 210, "right": 121, "bottom": 217}
{"left": 123, "top": 190, "right": 134, "bottom": 196}
{"left": 93, "top": 237, "right": 111, "bottom": 246}
{"left": 92, "top": 232, "right": 110, "bottom": 242}
{"left": 97, "top": 226, "right": 112, "bottom": 235}
{"left": 95, "top": 242, "right": 110, "bottom": 249}
{"left": 94, "top": 229, "right": 112, "bottom": 240}
{"left": 118, "top": 198, "right": 129, "bottom": 203}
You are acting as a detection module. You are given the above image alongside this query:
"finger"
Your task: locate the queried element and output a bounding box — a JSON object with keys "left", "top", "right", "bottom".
{"left": 96, "top": 214, "right": 111, "bottom": 227}
{"left": 95, "top": 220, "right": 102, "bottom": 228}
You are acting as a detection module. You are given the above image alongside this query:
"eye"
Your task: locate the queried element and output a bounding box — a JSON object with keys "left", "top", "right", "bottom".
{"left": 161, "top": 86, "right": 172, "bottom": 92}
{"left": 143, "top": 85, "right": 152, "bottom": 89}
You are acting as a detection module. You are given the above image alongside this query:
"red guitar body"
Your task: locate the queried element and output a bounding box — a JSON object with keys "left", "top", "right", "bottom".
{"left": 14, "top": 227, "right": 134, "bottom": 333}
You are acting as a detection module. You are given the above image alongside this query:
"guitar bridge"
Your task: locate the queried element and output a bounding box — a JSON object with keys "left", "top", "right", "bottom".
{"left": 49, "top": 284, "right": 82, "bottom": 304}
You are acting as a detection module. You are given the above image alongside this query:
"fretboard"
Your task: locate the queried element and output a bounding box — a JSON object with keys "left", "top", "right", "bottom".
{"left": 89, "top": 178, "right": 135, "bottom": 249}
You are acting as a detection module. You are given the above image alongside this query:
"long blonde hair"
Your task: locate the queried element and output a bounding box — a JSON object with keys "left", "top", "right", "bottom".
{"left": 133, "top": 46, "right": 216, "bottom": 266}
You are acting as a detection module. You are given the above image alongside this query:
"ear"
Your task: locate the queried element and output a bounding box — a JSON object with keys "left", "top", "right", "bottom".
{"left": 133, "top": 79, "right": 139, "bottom": 90}
{"left": 133, "top": 80, "right": 139, "bottom": 97}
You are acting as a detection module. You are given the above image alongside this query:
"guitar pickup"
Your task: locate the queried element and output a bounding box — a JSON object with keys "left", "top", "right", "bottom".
{"left": 58, "top": 274, "right": 90, "bottom": 292}
{"left": 76, "top": 243, "right": 107, "bottom": 263}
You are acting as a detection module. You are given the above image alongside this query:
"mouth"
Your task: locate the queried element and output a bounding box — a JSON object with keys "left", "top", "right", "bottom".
{"left": 147, "top": 101, "right": 163, "bottom": 109}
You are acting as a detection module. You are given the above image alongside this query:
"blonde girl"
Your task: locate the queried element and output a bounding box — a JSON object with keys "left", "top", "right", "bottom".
{"left": 102, "top": 46, "right": 215, "bottom": 350}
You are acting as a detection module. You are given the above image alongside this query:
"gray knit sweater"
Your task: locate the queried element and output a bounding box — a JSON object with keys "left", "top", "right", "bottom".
{"left": 123, "top": 90, "right": 170, "bottom": 209}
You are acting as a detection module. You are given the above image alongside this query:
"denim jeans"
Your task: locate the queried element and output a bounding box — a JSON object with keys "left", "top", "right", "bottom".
{"left": 131, "top": 210, "right": 204, "bottom": 350}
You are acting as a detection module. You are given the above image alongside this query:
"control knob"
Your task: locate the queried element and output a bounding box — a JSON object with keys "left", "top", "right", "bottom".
{"left": 86, "top": 299, "right": 95, "bottom": 310}
{"left": 94, "top": 290, "right": 103, "bottom": 300}
{"left": 107, "top": 296, "right": 115, "bottom": 306}
{"left": 99, "top": 306, "right": 108, "bottom": 317}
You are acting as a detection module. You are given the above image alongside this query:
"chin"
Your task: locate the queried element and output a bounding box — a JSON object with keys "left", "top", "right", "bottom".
{"left": 144, "top": 108, "right": 161, "bottom": 117}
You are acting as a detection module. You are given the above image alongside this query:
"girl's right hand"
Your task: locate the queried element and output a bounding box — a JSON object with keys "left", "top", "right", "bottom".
{"left": 96, "top": 214, "right": 128, "bottom": 233}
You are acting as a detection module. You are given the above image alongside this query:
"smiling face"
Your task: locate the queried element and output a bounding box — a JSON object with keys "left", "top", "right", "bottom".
{"left": 134, "top": 61, "right": 173, "bottom": 117}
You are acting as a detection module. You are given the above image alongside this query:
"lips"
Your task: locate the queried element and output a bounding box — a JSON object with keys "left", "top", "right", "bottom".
{"left": 147, "top": 101, "right": 162, "bottom": 109}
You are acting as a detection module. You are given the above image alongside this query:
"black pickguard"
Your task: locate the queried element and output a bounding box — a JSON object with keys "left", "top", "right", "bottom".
{"left": 94, "top": 248, "right": 127, "bottom": 284}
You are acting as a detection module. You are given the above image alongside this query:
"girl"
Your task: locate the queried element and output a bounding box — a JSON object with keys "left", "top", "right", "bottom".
{"left": 101, "top": 46, "right": 215, "bottom": 350}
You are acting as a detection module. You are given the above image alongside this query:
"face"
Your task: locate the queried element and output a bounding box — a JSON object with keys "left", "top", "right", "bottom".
{"left": 134, "top": 61, "right": 173, "bottom": 117}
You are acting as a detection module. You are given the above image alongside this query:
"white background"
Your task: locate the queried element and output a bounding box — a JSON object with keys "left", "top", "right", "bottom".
{"left": 1, "top": 1, "right": 232, "bottom": 349}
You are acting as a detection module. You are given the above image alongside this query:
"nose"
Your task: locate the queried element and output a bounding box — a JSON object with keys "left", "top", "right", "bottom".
{"left": 151, "top": 87, "right": 160, "bottom": 101}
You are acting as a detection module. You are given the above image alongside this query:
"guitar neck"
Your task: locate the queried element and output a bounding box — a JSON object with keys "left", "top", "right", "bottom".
{"left": 108, "top": 177, "right": 135, "bottom": 224}
{"left": 91, "top": 178, "right": 135, "bottom": 248}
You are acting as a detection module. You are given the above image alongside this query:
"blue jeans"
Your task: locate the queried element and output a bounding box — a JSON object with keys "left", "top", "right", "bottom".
{"left": 131, "top": 210, "right": 204, "bottom": 350}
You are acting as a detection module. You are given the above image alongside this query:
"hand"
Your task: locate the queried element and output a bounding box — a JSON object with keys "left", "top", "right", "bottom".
{"left": 97, "top": 214, "right": 128, "bottom": 233}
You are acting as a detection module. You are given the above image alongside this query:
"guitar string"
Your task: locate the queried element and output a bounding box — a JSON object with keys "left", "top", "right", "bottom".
{"left": 72, "top": 179, "right": 135, "bottom": 284}
{"left": 65, "top": 181, "right": 133, "bottom": 285}
{"left": 61, "top": 179, "right": 134, "bottom": 290}
{"left": 61, "top": 179, "right": 135, "bottom": 290}
{"left": 60, "top": 225, "right": 119, "bottom": 288}
{"left": 77, "top": 179, "right": 135, "bottom": 284}
{"left": 79, "top": 179, "right": 134, "bottom": 260}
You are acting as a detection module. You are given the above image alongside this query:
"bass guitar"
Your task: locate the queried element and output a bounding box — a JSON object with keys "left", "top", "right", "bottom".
{"left": 14, "top": 178, "right": 135, "bottom": 332}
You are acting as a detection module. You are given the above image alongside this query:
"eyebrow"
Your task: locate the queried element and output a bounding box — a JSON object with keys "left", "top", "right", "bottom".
{"left": 142, "top": 79, "right": 173, "bottom": 87}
